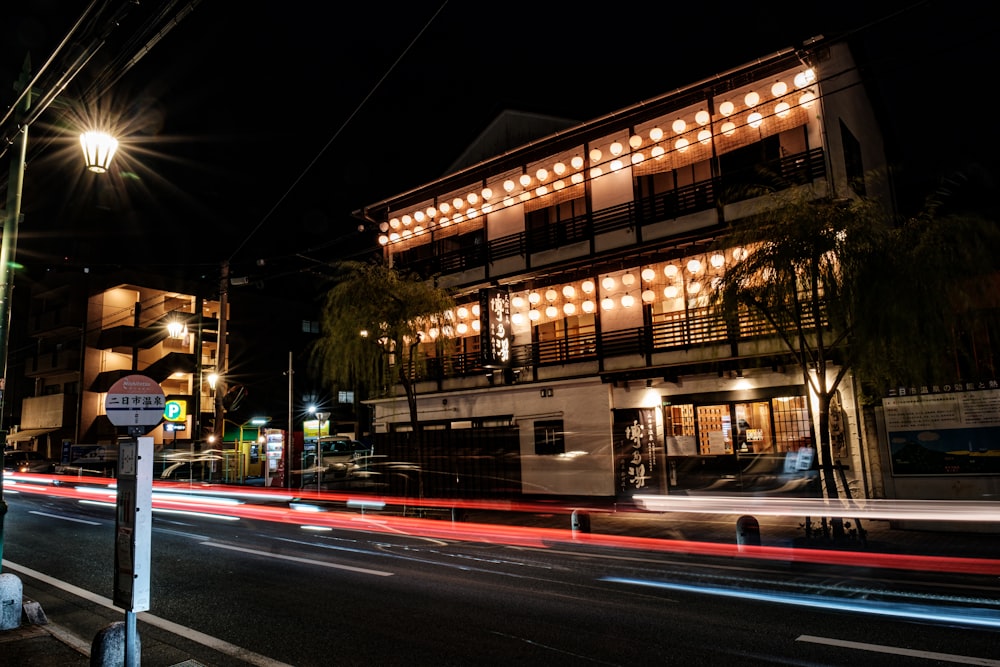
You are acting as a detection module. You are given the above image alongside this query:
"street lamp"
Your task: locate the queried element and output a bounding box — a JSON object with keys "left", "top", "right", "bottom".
{"left": 80, "top": 131, "right": 119, "bottom": 173}
{"left": 308, "top": 406, "right": 330, "bottom": 493}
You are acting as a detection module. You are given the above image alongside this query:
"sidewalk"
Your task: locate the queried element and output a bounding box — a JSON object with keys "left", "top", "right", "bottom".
{"left": 3, "top": 505, "right": 998, "bottom": 666}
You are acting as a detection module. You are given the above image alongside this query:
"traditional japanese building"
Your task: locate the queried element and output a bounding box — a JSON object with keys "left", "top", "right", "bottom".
{"left": 355, "top": 36, "right": 892, "bottom": 502}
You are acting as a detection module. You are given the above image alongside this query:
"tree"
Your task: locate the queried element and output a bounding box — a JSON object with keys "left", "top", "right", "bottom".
{"left": 710, "top": 179, "right": 999, "bottom": 539}
{"left": 850, "top": 172, "right": 1000, "bottom": 391}
{"left": 309, "top": 260, "right": 455, "bottom": 436}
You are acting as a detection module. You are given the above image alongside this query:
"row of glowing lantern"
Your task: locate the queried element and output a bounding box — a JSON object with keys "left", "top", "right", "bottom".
{"left": 417, "top": 251, "right": 745, "bottom": 340}
{"left": 377, "top": 70, "right": 818, "bottom": 246}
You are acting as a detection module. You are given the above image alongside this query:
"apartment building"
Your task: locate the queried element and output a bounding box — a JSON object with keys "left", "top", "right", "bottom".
{"left": 9, "top": 268, "right": 225, "bottom": 462}
{"left": 355, "top": 36, "right": 892, "bottom": 502}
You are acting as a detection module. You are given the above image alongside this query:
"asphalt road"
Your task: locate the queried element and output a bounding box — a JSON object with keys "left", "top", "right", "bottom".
{"left": 4, "top": 491, "right": 1000, "bottom": 666}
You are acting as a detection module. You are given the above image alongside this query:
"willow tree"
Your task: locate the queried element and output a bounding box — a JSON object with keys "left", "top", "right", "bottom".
{"left": 710, "top": 194, "right": 887, "bottom": 530}
{"left": 711, "top": 178, "right": 999, "bottom": 536}
{"left": 309, "top": 260, "right": 455, "bottom": 436}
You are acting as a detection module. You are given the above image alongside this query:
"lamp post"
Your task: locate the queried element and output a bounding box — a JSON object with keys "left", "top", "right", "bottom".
{"left": 207, "top": 371, "right": 219, "bottom": 479}
{"left": 0, "top": 63, "right": 118, "bottom": 571}
{"left": 308, "top": 405, "right": 330, "bottom": 494}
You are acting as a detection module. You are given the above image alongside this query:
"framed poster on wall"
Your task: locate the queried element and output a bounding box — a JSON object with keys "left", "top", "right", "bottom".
{"left": 884, "top": 385, "right": 1000, "bottom": 475}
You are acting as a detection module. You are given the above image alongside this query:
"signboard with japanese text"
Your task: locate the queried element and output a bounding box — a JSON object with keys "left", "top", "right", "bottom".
{"left": 884, "top": 382, "right": 1000, "bottom": 475}
{"left": 479, "top": 287, "right": 511, "bottom": 369}
{"left": 613, "top": 407, "right": 664, "bottom": 498}
{"left": 105, "top": 374, "right": 165, "bottom": 430}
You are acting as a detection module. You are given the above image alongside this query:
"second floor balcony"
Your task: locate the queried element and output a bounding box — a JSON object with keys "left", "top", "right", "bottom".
{"left": 399, "top": 303, "right": 825, "bottom": 385}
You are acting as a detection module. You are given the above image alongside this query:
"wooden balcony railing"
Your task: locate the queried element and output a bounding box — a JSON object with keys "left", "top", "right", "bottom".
{"left": 391, "top": 301, "right": 828, "bottom": 383}
{"left": 392, "top": 147, "right": 826, "bottom": 279}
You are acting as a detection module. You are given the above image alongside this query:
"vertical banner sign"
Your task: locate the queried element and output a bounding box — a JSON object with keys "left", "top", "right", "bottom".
{"left": 479, "top": 287, "right": 511, "bottom": 368}
{"left": 613, "top": 407, "right": 663, "bottom": 499}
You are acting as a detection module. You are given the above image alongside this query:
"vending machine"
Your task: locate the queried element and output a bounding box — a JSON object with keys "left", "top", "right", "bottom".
{"left": 264, "top": 429, "right": 285, "bottom": 487}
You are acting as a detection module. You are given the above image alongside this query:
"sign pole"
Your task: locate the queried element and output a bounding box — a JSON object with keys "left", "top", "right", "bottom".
{"left": 104, "top": 374, "right": 164, "bottom": 666}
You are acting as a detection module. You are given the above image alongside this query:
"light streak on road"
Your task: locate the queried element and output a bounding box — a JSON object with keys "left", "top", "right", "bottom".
{"left": 604, "top": 575, "right": 1000, "bottom": 631}
{"left": 632, "top": 494, "right": 1000, "bottom": 522}
{"left": 203, "top": 542, "right": 394, "bottom": 576}
{"left": 12, "top": 474, "right": 1000, "bottom": 576}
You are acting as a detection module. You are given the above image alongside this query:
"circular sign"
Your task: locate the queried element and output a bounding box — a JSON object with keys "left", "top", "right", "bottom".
{"left": 105, "top": 374, "right": 166, "bottom": 427}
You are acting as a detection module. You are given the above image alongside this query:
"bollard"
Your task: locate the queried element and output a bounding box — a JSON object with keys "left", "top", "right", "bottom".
{"left": 736, "top": 515, "right": 761, "bottom": 549}
{"left": 91, "top": 620, "right": 140, "bottom": 667}
{"left": 571, "top": 509, "right": 591, "bottom": 535}
{"left": 0, "top": 573, "right": 22, "bottom": 630}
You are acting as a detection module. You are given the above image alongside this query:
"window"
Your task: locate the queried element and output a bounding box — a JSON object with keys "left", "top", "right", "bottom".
{"left": 733, "top": 401, "right": 774, "bottom": 453}
{"left": 534, "top": 314, "right": 596, "bottom": 364}
{"left": 665, "top": 392, "right": 811, "bottom": 458}
{"left": 634, "top": 161, "right": 713, "bottom": 219}
{"left": 526, "top": 197, "right": 588, "bottom": 250}
{"left": 447, "top": 332, "right": 481, "bottom": 375}
{"left": 534, "top": 420, "right": 565, "bottom": 456}
{"left": 771, "top": 395, "right": 812, "bottom": 453}
{"left": 302, "top": 320, "right": 320, "bottom": 334}
{"left": 840, "top": 120, "right": 865, "bottom": 196}
{"left": 337, "top": 391, "right": 354, "bottom": 404}
{"left": 719, "top": 136, "right": 782, "bottom": 198}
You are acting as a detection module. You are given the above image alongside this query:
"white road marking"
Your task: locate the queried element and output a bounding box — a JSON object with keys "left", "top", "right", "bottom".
{"left": 3, "top": 560, "right": 294, "bottom": 667}
{"left": 797, "top": 635, "right": 1000, "bottom": 665}
{"left": 29, "top": 510, "right": 101, "bottom": 525}
{"left": 203, "top": 541, "right": 394, "bottom": 576}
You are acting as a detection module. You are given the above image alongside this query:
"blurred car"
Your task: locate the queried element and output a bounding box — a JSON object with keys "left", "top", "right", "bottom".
{"left": 4, "top": 450, "right": 58, "bottom": 473}
{"left": 159, "top": 459, "right": 213, "bottom": 481}
{"left": 301, "top": 437, "right": 373, "bottom": 486}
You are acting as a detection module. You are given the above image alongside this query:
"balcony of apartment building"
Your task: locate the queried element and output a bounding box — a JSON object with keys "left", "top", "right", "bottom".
{"left": 87, "top": 308, "right": 217, "bottom": 392}
{"left": 25, "top": 342, "right": 82, "bottom": 378}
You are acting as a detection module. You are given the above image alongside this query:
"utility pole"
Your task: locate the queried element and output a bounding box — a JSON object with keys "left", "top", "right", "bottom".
{"left": 0, "top": 62, "right": 31, "bottom": 571}
{"left": 214, "top": 260, "right": 228, "bottom": 452}
{"left": 286, "top": 350, "right": 293, "bottom": 489}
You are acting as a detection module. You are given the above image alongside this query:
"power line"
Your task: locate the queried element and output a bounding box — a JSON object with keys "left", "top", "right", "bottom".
{"left": 225, "top": 1, "right": 450, "bottom": 264}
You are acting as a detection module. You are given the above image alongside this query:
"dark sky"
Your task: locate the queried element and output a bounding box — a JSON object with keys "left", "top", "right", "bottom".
{"left": 3, "top": 0, "right": 993, "bottom": 284}
{"left": 2, "top": 0, "right": 994, "bottom": 422}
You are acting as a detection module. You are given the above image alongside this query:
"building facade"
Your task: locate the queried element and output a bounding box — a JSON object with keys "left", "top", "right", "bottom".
{"left": 7, "top": 268, "right": 226, "bottom": 465}
{"left": 353, "top": 36, "right": 895, "bottom": 503}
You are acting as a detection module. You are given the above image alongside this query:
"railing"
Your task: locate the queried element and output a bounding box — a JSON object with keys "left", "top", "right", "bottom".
{"left": 391, "top": 147, "right": 826, "bottom": 278}
{"left": 392, "top": 301, "right": 829, "bottom": 382}
{"left": 591, "top": 201, "right": 635, "bottom": 235}
{"left": 527, "top": 212, "right": 591, "bottom": 252}
{"left": 487, "top": 233, "right": 525, "bottom": 261}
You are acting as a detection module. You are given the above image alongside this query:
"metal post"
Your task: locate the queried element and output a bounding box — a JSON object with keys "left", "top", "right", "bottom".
{"left": 0, "top": 72, "right": 30, "bottom": 569}
{"left": 214, "top": 261, "right": 228, "bottom": 472}
{"left": 193, "top": 295, "right": 203, "bottom": 443}
{"left": 287, "top": 350, "right": 293, "bottom": 489}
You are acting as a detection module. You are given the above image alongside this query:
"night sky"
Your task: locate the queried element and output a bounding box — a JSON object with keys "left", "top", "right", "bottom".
{"left": 3, "top": 0, "right": 993, "bottom": 278}
{"left": 2, "top": 1, "right": 995, "bottom": 418}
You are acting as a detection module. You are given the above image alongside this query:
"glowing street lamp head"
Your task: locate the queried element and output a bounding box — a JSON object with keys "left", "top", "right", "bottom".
{"left": 80, "top": 131, "right": 118, "bottom": 173}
